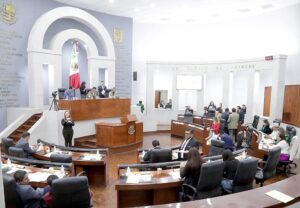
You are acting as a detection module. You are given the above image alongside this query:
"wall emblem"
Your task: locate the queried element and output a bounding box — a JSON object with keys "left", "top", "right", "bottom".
{"left": 113, "top": 28, "right": 123, "bottom": 44}
{"left": 128, "top": 124, "right": 135, "bottom": 135}
{"left": 1, "top": 1, "right": 17, "bottom": 25}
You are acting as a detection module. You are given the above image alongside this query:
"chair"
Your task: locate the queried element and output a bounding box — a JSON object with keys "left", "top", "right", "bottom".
{"left": 58, "top": 88, "right": 66, "bottom": 99}
{"left": 223, "top": 158, "right": 258, "bottom": 194}
{"left": 150, "top": 149, "right": 172, "bottom": 163}
{"left": 3, "top": 174, "right": 22, "bottom": 208}
{"left": 252, "top": 115, "right": 260, "bottom": 129}
{"left": 1, "top": 138, "right": 14, "bottom": 155}
{"left": 51, "top": 176, "right": 91, "bottom": 208}
{"left": 180, "top": 160, "right": 224, "bottom": 201}
{"left": 208, "top": 139, "right": 225, "bottom": 156}
{"left": 255, "top": 146, "right": 281, "bottom": 186}
{"left": 50, "top": 153, "right": 72, "bottom": 163}
{"left": 8, "top": 147, "right": 25, "bottom": 158}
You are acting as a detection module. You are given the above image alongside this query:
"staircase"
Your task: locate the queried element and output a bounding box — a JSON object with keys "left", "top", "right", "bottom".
{"left": 8, "top": 113, "right": 43, "bottom": 142}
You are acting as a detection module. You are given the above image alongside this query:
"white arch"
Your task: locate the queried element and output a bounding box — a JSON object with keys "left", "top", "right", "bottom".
{"left": 27, "top": 7, "right": 116, "bottom": 108}
{"left": 28, "top": 6, "right": 115, "bottom": 59}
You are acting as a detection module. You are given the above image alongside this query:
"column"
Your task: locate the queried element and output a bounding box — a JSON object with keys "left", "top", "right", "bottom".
{"left": 222, "top": 71, "right": 230, "bottom": 108}
{"left": 245, "top": 70, "right": 255, "bottom": 123}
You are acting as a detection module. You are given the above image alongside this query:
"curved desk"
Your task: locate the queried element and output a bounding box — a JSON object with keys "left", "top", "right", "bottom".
{"left": 33, "top": 150, "right": 107, "bottom": 186}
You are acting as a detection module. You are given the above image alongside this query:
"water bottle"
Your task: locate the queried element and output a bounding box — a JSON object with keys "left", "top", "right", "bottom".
{"left": 60, "top": 165, "right": 65, "bottom": 174}
{"left": 7, "top": 158, "right": 12, "bottom": 167}
{"left": 126, "top": 167, "right": 131, "bottom": 176}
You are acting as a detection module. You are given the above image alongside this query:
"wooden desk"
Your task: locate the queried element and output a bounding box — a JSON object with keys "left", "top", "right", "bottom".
{"left": 171, "top": 120, "right": 210, "bottom": 155}
{"left": 177, "top": 115, "right": 213, "bottom": 127}
{"left": 58, "top": 98, "right": 130, "bottom": 121}
{"left": 148, "top": 173, "right": 300, "bottom": 208}
{"left": 247, "top": 130, "right": 268, "bottom": 159}
{"left": 95, "top": 120, "right": 143, "bottom": 148}
{"left": 115, "top": 169, "right": 183, "bottom": 207}
{"left": 33, "top": 150, "right": 107, "bottom": 186}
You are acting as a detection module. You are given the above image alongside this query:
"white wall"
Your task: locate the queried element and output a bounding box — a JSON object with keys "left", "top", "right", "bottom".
{"left": 132, "top": 4, "right": 300, "bottom": 107}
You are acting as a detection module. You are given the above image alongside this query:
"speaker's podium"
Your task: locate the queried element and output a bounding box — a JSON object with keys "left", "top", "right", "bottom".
{"left": 95, "top": 115, "right": 143, "bottom": 148}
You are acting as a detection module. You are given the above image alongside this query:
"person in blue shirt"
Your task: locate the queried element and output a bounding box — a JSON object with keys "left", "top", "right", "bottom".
{"left": 219, "top": 129, "right": 235, "bottom": 151}
{"left": 15, "top": 132, "right": 36, "bottom": 158}
{"left": 64, "top": 86, "right": 74, "bottom": 99}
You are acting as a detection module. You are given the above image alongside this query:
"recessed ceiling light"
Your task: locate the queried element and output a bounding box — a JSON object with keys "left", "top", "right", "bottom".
{"left": 109, "top": 0, "right": 114, "bottom": 3}
{"left": 261, "top": 4, "right": 273, "bottom": 9}
{"left": 134, "top": 7, "right": 140, "bottom": 12}
{"left": 239, "top": 8, "right": 251, "bottom": 13}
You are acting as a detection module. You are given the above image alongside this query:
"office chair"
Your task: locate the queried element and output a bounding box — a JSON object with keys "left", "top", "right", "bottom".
{"left": 50, "top": 153, "right": 73, "bottom": 163}
{"left": 8, "top": 147, "right": 25, "bottom": 158}
{"left": 1, "top": 137, "right": 14, "bottom": 155}
{"left": 150, "top": 149, "right": 172, "bottom": 163}
{"left": 3, "top": 174, "right": 23, "bottom": 208}
{"left": 208, "top": 139, "right": 225, "bottom": 156}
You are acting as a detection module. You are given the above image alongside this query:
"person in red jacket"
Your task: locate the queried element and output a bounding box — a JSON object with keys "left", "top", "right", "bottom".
{"left": 211, "top": 117, "right": 221, "bottom": 135}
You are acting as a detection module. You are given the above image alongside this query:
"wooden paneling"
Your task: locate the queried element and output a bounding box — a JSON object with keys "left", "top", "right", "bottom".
{"left": 58, "top": 98, "right": 130, "bottom": 121}
{"left": 154, "top": 91, "right": 160, "bottom": 108}
{"left": 283, "top": 85, "right": 300, "bottom": 127}
{"left": 263, "top": 86, "right": 271, "bottom": 117}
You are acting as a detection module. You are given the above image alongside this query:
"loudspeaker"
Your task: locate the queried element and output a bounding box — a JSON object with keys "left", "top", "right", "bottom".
{"left": 133, "top": 71, "right": 137, "bottom": 81}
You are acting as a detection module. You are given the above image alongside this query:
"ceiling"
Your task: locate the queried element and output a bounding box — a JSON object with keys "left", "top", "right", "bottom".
{"left": 54, "top": 0, "right": 300, "bottom": 24}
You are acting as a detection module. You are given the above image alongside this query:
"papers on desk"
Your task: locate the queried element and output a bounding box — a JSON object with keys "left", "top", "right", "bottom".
{"left": 265, "top": 190, "right": 294, "bottom": 203}
{"left": 80, "top": 154, "right": 102, "bottom": 161}
{"left": 172, "top": 150, "right": 178, "bottom": 160}
{"left": 169, "top": 171, "right": 181, "bottom": 179}
{"left": 126, "top": 174, "right": 152, "bottom": 184}
{"left": 28, "top": 171, "right": 65, "bottom": 182}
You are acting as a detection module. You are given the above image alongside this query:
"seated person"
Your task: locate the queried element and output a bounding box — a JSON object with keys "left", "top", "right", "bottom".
{"left": 14, "top": 170, "right": 43, "bottom": 208}
{"left": 289, "top": 133, "right": 300, "bottom": 162}
{"left": 236, "top": 126, "right": 252, "bottom": 149}
{"left": 136, "top": 100, "right": 145, "bottom": 113}
{"left": 261, "top": 119, "right": 272, "bottom": 134}
{"left": 143, "top": 140, "right": 161, "bottom": 162}
{"left": 219, "top": 129, "right": 234, "bottom": 151}
{"left": 178, "top": 128, "right": 199, "bottom": 160}
{"left": 263, "top": 124, "right": 280, "bottom": 142}
{"left": 86, "top": 87, "right": 98, "bottom": 99}
{"left": 184, "top": 106, "right": 193, "bottom": 115}
{"left": 220, "top": 150, "right": 239, "bottom": 192}
{"left": 79, "top": 81, "right": 88, "bottom": 99}
{"left": 180, "top": 148, "right": 204, "bottom": 196}
{"left": 64, "top": 86, "right": 74, "bottom": 99}
{"left": 203, "top": 106, "right": 208, "bottom": 118}
{"left": 43, "top": 175, "right": 59, "bottom": 207}
{"left": 109, "top": 87, "right": 117, "bottom": 98}
{"left": 159, "top": 100, "right": 165, "bottom": 108}
{"left": 165, "top": 99, "right": 172, "bottom": 109}
{"left": 271, "top": 127, "right": 289, "bottom": 161}
{"left": 15, "top": 132, "right": 36, "bottom": 158}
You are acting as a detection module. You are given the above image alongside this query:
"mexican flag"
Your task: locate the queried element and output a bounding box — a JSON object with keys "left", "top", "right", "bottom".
{"left": 69, "top": 41, "right": 80, "bottom": 89}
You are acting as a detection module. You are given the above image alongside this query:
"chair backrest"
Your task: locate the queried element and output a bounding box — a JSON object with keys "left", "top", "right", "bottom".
{"left": 286, "top": 125, "right": 297, "bottom": 144}
{"left": 252, "top": 115, "right": 260, "bottom": 129}
{"left": 50, "top": 153, "right": 73, "bottom": 163}
{"left": 150, "top": 149, "right": 172, "bottom": 163}
{"left": 232, "top": 158, "right": 258, "bottom": 193}
{"left": 208, "top": 139, "right": 225, "bottom": 156}
{"left": 8, "top": 147, "right": 25, "bottom": 158}
{"left": 3, "top": 174, "right": 22, "bottom": 208}
{"left": 263, "top": 146, "right": 281, "bottom": 179}
{"left": 58, "top": 88, "right": 66, "bottom": 99}
{"left": 196, "top": 160, "right": 223, "bottom": 199}
{"left": 1, "top": 138, "right": 14, "bottom": 155}
{"left": 52, "top": 176, "right": 90, "bottom": 208}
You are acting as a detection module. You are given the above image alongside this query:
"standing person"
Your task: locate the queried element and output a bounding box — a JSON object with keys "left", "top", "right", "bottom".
{"left": 241, "top": 104, "right": 247, "bottom": 114}
{"left": 14, "top": 170, "right": 43, "bottom": 208}
{"left": 61, "top": 111, "right": 74, "bottom": 147}
{"left": 98, "top": 81, "right": 107, "bottom": 98}
{"left": 178, "top": 129, "right": 199, "bottom": 160}
{"left": 227, "top": 108, "right": 239, "bottom": 144}
{"left": 79, "top": 81, "right": 88, "bottom": 99}
{"left": 211, "top": 117, "right": 221, "bottom": 136}
{"left": 15, "top": 132, "right": 36, "bottom": 158}
{"left": 237, "top": 106, "right": 245, "bottom": 124}
{"left": 221, "top": 108, "right": 230, "bottom": 134}
{"left": 207, "top": 101, "right": 216, "bottom": 118}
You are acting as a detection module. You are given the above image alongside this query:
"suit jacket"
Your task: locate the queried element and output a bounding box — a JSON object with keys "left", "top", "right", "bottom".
{"left": 15, "top": 137, "right": 36, "bottom": 158}
{"left": 227, "top": 112, "right": 239, "bottom": 129}
{"left": 238, "top": 111, "right": 245, "bottom": 124}
{"left": 143, "top": 146, "right": 161, "bottom": 162}
{"left": 221, "top": 133, "right": 234, "bottom": 151}
{"left": 98, "top": 85, "right": 107, "bottom": 98}
{"left": 178, "top": 137, "right": 199, "bottom": 160}
{"left": 221, "top": 112, "right": 229, "bottom": 123}
{"left": 261, "top": 124, "right": 272, "bottom": 134}
{"left": 16, "top": 184, "right": 42, "bottom": 208}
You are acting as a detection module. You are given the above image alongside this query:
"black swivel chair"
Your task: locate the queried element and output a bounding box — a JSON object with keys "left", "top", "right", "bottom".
{"left": 51, "top": 176, "right": 91, "bottom": 208}
{"left": 1, "top": 137, "right": 14, "bottom": 155}
{"left": 208, "top": 139, "right": 225, "bottom": 156}
{"left": 223, "top": 158, "right": 258, "bottom": 194}
{"left": 150, "top": 149, "right": 172, "bottom": 163}
{"left": 3, "top": 174, "right": 23, "bottom": 208}
{"left": 180, "top": 160, "right": 224, "bottom": 201}
{"left": 255, "top": 146, "right": 281, "bottom": 186}
{"left": 8, "top": 147, "right": 25, "bottom": 158}
{"left": 58, "top": 88, "right": 66, "bottom": 99}
{"left": 50, "top": 153, "right": 73, "bottom": 163}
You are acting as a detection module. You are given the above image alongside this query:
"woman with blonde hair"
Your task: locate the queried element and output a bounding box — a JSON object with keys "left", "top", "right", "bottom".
{"left": 61, "top": 110, "right": 75, "bottom": 147}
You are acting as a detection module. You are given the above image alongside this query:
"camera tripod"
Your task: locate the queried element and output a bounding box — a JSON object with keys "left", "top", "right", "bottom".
{"left": 49, "top": 98, "right": 59, "bottom": 111}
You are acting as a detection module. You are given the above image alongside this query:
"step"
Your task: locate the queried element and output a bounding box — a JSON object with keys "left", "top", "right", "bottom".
{"left": 85, "top": 140, "right": 97, "bottom": 146}
{"left": 77, "top": 143, "right": 98, "bottom": 149}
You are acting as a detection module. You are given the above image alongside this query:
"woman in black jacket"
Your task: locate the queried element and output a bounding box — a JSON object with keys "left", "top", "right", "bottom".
{"left": 221, "top": 149, "right": 239, "bottom": 192}
{"left": 79, "top": 81, "right": 87, "bottom": 98}
{"left": 261, "top": 119, "right": 273, "bottom": 134}
{"left": 61, "top": 111, "right": 75, "bottom": 147}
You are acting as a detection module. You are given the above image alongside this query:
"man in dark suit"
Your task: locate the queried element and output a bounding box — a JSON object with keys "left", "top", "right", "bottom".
{"left": 15, "top": 132, "right": 36, "bottom": 158}
{"left": 178, "top": 128, "right": 199, "bottom": 160}
{"left": 237, "top": 106, "right": 245, "bottom": 124}
{"left": 143, "top": 140, "right": 161, "bottom": 162}
{"left": 14, "top": 170, "right": 43, "bottom": 208}
{"left": 98, "top": 81, "right": 107, "bottom": 98}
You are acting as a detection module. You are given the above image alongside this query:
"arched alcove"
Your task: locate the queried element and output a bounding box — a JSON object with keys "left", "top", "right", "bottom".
{"left": 27, "top": 7, "right": 115, "bottom": 107}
